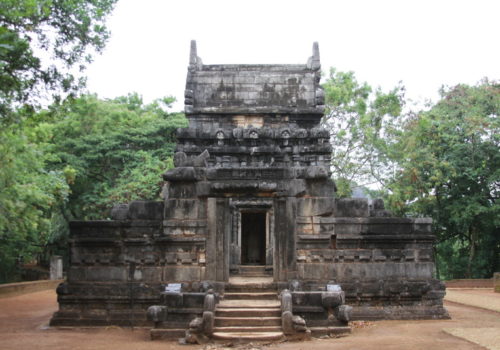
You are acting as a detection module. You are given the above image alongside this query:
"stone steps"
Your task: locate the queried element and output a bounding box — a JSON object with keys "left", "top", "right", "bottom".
{"left": 213, "top": 326, "right": 282, "bottom": 333}
{"left": 212, "top": 331, "right": 284, "bottom": 341}
{"left": 225, "top": 285, "right": 276, "bottom": 292}
{"left": 238, "top": 265, "right": 272, "bottom": 276}
{"left": 215, "top": 316, "right": 282, "bottom": 327}
{"left": 223, "top": 292, "right": 277, "bottom": 300}
{"left": 225, "top": 276, "right": 276, "bottom": 292}
{"left": 213, "top": 275, "right": 283, "bottom": 341}
{"left": 216, "top": 307, "right": 281, "bottom": 317}
{"left": 217, "top": 299, "right": 280, "bottom": 308}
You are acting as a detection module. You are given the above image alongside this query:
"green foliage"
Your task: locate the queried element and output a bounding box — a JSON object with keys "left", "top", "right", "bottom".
{"left": 47, "top": 94, "right": 187, "bottom": 219}
{"left": 0, "top": 0, "right": 117, "bottom": 124}
{"left": 0, "top": 119, "right": 69, "bottom": 282}
{"left": 0, "top": 93, "right": 186, "bottom": 282}
{"left": 322, "top": 68, "right": 405, "bottom": 193}
{"left": 0, "top": 0, "right": 128, "bottom": 282}
{"left": 387, "top": 80, "right": 500, "bottom": 278}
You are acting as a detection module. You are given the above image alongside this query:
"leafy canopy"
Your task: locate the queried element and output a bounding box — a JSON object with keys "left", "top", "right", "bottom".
{"left": 0, "top": 114, "right": 70, "bottom": 282}
{"left": 388, "top": 80, "right": 500, "bottom": 278}
{"left": 322, "top": 68, "right": 405, "bottom": 196}
{"left": 46, "top": 93, "right": 187, "bottom": 219}
{"left": 0, "top": 0, "right": 117, "bottom": 123}
{"left": 0, "top": 93, "right": 187, "bottom": 282}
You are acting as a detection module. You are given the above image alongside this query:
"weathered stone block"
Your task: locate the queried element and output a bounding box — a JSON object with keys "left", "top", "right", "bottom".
{"left": 297, "top": 197, "right": 335, "bottom": 216}
{"left": 165, "top": 199, "right": 202, "bottom": 220}
{"left": 110, "top": 204, "right": 129, "bottom": 220}
{"left": 164, "top": 266, "right": 201, "bottom": 281}
{"left": 133, "top": 267, "right": 163, "bottom": 282}
{"left": 305, "top": 180, "right": 336, "bottom": 198}
{"left": 86, "top": 266, "right": 127, "bottom": 282}
{"left": 414, "top": 217, "right": 433, "bottom": 233}
{"left": 163, "top": 167, "right": 199, "bottom": 182}
{"left": 336, "top": 198, "right": 369, "bottom": 217}
{"left": 128, "top": 201, "right": 164, "bottom": 220}
{"left": 321, "top": 291, "right": 344, "bottom": 307}
{"left": 67, "top": 267, "right": 86, "bottom": 282}
{"left": 286, "top": 179, "right": 307, "bottom": 196}
{"left": 168, "top": 183, "right": 198, "bottom": 198}
{"left": 161, "top": 292, "right": 183, "bottom": 308}
{"left": 303, "top": 165, "right": 329, "bottom": 179}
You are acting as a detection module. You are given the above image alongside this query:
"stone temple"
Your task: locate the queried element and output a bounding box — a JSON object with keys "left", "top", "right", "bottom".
{"left": 50, "top": 41, "right": 448, "bottom": 341}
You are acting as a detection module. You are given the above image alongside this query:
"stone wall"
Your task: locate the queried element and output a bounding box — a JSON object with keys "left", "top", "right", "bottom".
{"left": 51, "top": 203, "right": 210, "bottom": 327}
{"left": 291, "top": 199, "right": 447, "bottom": 319}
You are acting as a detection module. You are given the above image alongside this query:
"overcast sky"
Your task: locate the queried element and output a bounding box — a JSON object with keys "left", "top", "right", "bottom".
{"left": 85, "top": 0, "right": 500, "bottom": 112}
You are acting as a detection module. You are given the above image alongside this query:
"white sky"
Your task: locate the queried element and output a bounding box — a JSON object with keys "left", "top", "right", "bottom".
{"left": 85, "top": 0, "right": 500, "bottom": 112}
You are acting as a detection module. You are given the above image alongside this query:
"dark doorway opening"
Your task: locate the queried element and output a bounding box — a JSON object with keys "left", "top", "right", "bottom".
{"left": 241, "top": 212, "right": 266, "bottom": 265}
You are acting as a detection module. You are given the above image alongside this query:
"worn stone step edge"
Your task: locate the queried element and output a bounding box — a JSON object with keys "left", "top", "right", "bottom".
{"left": 213, "top": 326, "right": 282, "bottom": 333}
{"left": 215, "top": 316, "right": 281, "bottom": 326}
{"left": 216, "top": 307, "right": 281, "bottom": 311}
{"left": 217, "top": 298, "right": 281, "bottom": 307}
{"left": 225, "top": 285, "right": 277, "bottom": 291}
{"left": 217, "top": 303, "right": 281, "bottom": 308}
{"left": 223, "top": 292, "right": 278, "bottom": 300}
{"left": 212, "top": 331, "right": 284, "bottom": 341}
{"left": 226, "top": 283, "right": 276, "bottom": 287}
{"left": 216, "top": 309, "right": 281, "bottom": 317}
{"left": 225, "top": 289, "right": 277, "bottom": 294}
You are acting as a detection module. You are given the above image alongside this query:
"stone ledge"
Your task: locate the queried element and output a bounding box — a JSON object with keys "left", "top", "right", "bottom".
{"left": 0, "top": 279, "right": 63, "bottom": 298}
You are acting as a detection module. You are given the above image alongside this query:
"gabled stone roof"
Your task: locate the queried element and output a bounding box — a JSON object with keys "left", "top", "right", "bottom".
{"left": 184, "top": 41, "right": 324, "bottom": 115}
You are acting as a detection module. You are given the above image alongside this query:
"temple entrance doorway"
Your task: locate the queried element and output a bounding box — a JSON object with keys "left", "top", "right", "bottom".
{"left": 241, "top": 212, "right": 266, "bottom": 265}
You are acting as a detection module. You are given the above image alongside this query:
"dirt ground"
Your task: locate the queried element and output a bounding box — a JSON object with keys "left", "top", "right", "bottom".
{"left": 446, "top": 289, "right": 500, "bottom": 313}
{"left": 0, "top": 289, "right": 499, "bottom": 350}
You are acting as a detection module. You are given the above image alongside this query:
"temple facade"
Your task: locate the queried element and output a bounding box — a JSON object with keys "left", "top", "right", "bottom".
{"left": 51, "top": 42, "right": 448, "bottom": 339}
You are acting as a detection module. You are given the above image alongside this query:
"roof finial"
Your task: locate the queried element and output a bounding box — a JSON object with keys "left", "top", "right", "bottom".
{"left": 307, "top": 42, "right": 321, "bottom": 70}
{"left": 189, "top": 40, "right": 203, "bottom": 69}
{"left": 189, "top": 40, "right": 197, "bottom": 66}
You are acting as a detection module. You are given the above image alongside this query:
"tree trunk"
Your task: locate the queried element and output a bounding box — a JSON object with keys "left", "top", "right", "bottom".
{"left": 466, "top": 227, "right": 477, "bottom": 278}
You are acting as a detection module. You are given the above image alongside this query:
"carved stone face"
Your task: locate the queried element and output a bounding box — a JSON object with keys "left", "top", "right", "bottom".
{"left": 249, "top": 130, "right": 259, "bottom": 139}
{"left": 216, "top": 131, "right": 225, "bottom": 139}
{"left": 281, "top": 130, "right": 290, "bottom": 139}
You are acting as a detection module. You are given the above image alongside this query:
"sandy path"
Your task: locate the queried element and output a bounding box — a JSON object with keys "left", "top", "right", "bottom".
{"left": 0, "top": 289, "right": 499, "bottom": 350}
{"left": 446, "top": 289, "right": 500, "bottom": 313}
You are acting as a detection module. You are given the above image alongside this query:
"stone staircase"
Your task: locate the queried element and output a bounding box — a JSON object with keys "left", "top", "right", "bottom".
{"left": 212, "top": 268, "right": 283, "bottom": 341}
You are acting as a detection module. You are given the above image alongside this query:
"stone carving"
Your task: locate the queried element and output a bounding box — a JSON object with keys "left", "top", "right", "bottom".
{"left": 146, "top": 305, "right": 167, "bottom": 327}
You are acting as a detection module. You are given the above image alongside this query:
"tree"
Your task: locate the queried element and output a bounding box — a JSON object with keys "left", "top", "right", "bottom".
{"left": 388, "top": 80, "right": 500, "bottom": 278}
{"left": 322, "top": 68, "right": 405, "bottom": 197}
{"left": 0, "top": 0, "right": 117, "bottom": 282}
{"left": 46, "top": 94, "right": 187, "bottom": 219}
{"left": 0, "top": 94, "right": 187, "bottom": 282}
{"left": 0, "top": 0, "right": 118, "bottom": 124}
{"left": 0, "top": 114, "right": 70, "bottom": 282}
